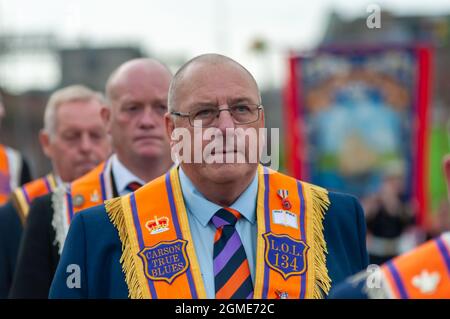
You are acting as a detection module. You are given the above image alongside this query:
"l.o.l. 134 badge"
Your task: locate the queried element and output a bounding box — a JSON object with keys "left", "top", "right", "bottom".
{"left": 263, "top": 232, "right": 309, "bottom": 279}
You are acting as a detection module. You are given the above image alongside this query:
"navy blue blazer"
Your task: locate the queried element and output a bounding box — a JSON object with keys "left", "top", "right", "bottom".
{"left": 0, "top": 201, "right": 23, "bottom": 298}
{"left": 0, "top": 160, "right": 33, "bottom": 298}
{"left": 328, "top": 271, "right": 371, "bottom": 299}
{"left": 49, "top": 192, "right": 369, "bottom": 298}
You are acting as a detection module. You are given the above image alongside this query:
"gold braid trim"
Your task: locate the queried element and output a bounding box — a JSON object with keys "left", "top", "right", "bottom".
{"left": 10, "top": 190, "right": 27, "bottom": 225}
{"left": 307, "top": 183, "right": 332, "bottom": 298}
{"left": 105, "top": 197, "right": 144, "bottom": 299}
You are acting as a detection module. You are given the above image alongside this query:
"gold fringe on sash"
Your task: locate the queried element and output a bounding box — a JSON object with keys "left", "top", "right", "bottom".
{"left": 307, "top": 183, "right": 332, "bottom": 298}
{"left": 106, "top": 197, "right": 143, "bottom": 299}
{"left": 10, "top": 191, "right": 27, "bottom": 225}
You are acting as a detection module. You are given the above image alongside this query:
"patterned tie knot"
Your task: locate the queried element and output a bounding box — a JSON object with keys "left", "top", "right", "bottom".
{"left": 211, "top": 208, "right": 241, "bottom": 229}
{"left": 126, "top": 181, "right": 143, "bottom": 192}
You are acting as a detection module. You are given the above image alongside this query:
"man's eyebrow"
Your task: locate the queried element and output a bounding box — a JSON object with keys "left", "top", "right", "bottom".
{"left": 120, "top": 97, "right": 141, "bottom": 104}
{"left": 188, "top": 101, "right": 218, "bottom": 109}
{"left": 187, "top": 97, "right": 255, "bottom": 109}
{"left": 229, "top": 97, "right": 254, "bottom": 104}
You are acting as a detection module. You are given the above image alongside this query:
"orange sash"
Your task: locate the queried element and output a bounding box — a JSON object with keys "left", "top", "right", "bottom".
{"left": 11, "top": 173, "right": 57, "bottom": 224}
{"left": 0, "top": 144, "right": 24, "bottom": 205}
{"left": 64, "top": 158, "right": 113, "bottom": 224}
{"left": 53, "top": 158, "right": 116, "bottom": 254}
{"left": 106, "top": 165, "right": 331, "bottom": 299}
{"left": 0, "top": 144, "right": 11, "bottom": 204}
{"left": 380, "top": 233, "right": 450, "bottom": 299}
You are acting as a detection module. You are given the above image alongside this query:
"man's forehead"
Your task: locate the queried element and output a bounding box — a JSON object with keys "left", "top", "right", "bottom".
{"left": 54, "top": 100, "right": 103, "bottom": 128}
{"left": 109, "top": 65, "right": 171, "bottom": 98}
{"left": 182, "top": 60, "right": 254, "bottom": 83}
{"left": 118, "top": 69, "right": 169, "bottom": 89}
{"left": 57, "top": 99, "right": 100, "bottom": 114}
{"left": 177, "top": 62, "right": 258, "bottom": 98}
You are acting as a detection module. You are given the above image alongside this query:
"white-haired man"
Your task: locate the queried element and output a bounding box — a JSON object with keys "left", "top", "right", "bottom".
{"left": 0, "top": 85, "right": 111, "bottom": 298}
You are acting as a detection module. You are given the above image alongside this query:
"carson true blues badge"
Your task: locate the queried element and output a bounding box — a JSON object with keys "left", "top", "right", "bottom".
{"left": 263, "top": 232, "right": 309, "bottom": 279}
{"left": 138, "top": 239, "right": 189, "bottom": 284}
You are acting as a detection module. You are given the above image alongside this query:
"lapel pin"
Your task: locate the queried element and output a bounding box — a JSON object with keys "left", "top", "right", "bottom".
{"left": 277, "top": 189, "right": 292, "bottom": 210}
{"left": 275, "top": 290, "right": 289, "bottom": 299}
{"left": 73, "top": 194, "right": 85, "bottom": 208}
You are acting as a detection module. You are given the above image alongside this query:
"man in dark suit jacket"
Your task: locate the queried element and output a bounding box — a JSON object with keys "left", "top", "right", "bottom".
{"left": 8, "top": 194, "right": 59, "bottom": 298}
{"left": 0, "top": 85, "right": 110, "bottom": 298}
{"left": 0, "top": 145, "right": 32, "bottom": 202}
{"left": 49, "top": 54, "right": 368, "bottom": 299}
{"left": 9, "top": 173, "right": 121, "bottom": 298}
{"left": 0, "top": 134, "right": 32, "bottom": 298}
{"left": 0, "top": 93, "right": 32, "bottom": 206}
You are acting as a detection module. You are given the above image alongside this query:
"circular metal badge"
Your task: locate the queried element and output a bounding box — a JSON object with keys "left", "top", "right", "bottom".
{"left": 73, "top": 194, "right": 85, "bottom": 208}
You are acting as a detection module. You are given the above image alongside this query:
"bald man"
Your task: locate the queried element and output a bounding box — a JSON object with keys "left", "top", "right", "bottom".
{"left": 50, "top": 54, "right": 368, "bottom": 299}
{"left": 10, "top": 59, "right": 173, "bottom": 298}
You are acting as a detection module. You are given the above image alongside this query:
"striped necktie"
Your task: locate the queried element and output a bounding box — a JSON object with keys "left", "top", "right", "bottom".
{"left": 126, "top": 181, "right": 142, "bottom": 192}
{"left": 211, "top": 208, "right": 254, "bottom": 299}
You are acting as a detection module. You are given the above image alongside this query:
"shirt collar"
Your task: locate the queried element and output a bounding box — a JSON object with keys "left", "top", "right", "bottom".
{"left": 54, "top": 174, "right": 64, "bottom": 187}
{"left": 178, "top": 167, "right": 258, "bottom": 227}
{"left": 111, "top": 154, "right": 146, "bottom": 194}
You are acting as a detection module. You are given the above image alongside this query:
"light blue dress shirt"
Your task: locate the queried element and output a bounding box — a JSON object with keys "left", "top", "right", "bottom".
{"left": 111, "top": 154, "right": 146, "bottom": 196}
{"left": 178, "top": 167, "right": 258, "bottom": 299}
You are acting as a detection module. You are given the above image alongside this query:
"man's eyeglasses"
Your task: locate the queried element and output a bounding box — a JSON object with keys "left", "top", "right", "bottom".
{"left": 170, "top": 104, "right": 263, "bottom": 128}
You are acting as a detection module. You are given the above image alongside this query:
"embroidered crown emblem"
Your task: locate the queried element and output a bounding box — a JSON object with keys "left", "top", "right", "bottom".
{"left": 145, "top": 215, "right": 170, "bottom": 234}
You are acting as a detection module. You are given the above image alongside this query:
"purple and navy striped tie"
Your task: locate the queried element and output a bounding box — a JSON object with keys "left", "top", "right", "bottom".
{"left": 211, "top": 208, "right": 254, "bottom": 299}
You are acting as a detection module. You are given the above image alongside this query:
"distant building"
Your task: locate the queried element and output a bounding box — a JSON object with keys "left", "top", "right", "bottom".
{"left": 1, "top": 45, "right": 144, "bottom": 177}
{"left": 59, "top": 46, "right": 143, "bottom": 91}
{"left": 1, "top": 89, "right": 51, "bottom": 177}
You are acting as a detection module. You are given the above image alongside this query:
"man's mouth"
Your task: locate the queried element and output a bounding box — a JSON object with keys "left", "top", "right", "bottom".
{"left": 135, "top": 135, "right": 161, "bottom": 142}
{"left": 77, "top": 161, "right": 97, "bottom": 171}
{"left": 211, "top": 149, "right": 237, "bottom": 155}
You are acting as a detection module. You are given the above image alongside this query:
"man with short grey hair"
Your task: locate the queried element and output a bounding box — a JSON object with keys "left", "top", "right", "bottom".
{"left": 0, "top": 84, "right": 111, "bottom": 298}
{"left": 40, "top": 85, "right": 111, "bottom": 182}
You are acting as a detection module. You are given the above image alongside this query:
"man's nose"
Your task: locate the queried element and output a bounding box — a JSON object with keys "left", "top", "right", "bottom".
{"left": 79, "top": 134, "right": 94, "bottom": 152}
{"left": 215, "top": 108, "right": 236, "bottom": 131}
{"left": 139, "top": 106, "right": 157, "bottom": 128}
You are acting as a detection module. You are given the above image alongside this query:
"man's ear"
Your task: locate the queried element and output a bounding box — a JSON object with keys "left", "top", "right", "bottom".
{"left": 443, "top": 155, "right": 450, "bottom": 197}
{"left": 165, "top": 113, "right": 175, "bottom": 146}
{"left": 39, "top": 129, "right": 52, "bottom": 158}
{"left": 101, "top": 106, "right": 112, "bottom": 133}
{"left": 260, "top": 108, "right": 265, "bottom": 127}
